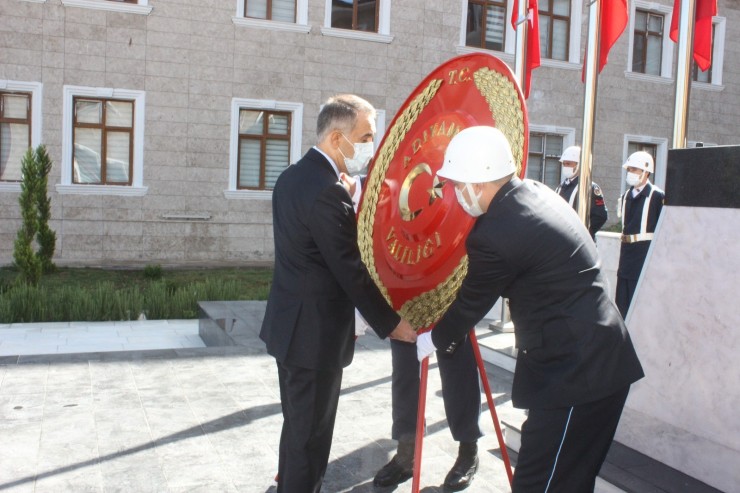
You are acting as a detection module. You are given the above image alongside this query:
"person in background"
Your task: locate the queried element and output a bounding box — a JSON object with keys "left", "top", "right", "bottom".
{"left": 615, "top": 151, "right": 665, "bottom": 318}
{"left": 260, "top": 94, "right": 416, "bottom": 492}
{"left": 371, "top": 337, "right": 482, "bottom": 490}
{"left": 416, "top": 126, "right": 644, "bottom": 492}
{"left": 555, "top": 145, "right": 608, "bottom": 241}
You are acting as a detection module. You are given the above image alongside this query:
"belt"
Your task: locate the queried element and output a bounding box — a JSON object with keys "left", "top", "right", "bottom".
{"left": 621, "top": 233, "right": 654, "bottom": 243}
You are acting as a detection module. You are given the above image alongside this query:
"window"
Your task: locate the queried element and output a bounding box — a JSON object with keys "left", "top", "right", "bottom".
{"left": 692, "top": 60, "right": 711, "bottom": 84}
{"left": 60, "top": 0, "right": 152, "bottom": 15}
{"left": 72, "top": 97, "right": 133, "bottom": 185}
{"left": 227, "top": 98, "right": 302, "bottom": 199}
{"left": 527, "top": 132, "right": 564, "bottom": 189}
{"left": 539, "top": 0, "right": 570, "bottom": 61}
{"left": 0, "top": 91, "right": 32, "bottom": 182}
{"left": 321, "top": 0, "right": 392, "bottom": 43}
{"left": 244, "top": 0, "right": 295, "bottom": 21}
{"left": 59, "top": 86, "right": 146, "bottom": 196}
{"left": 692, "top": 18, "right": 726, "bottom": 88}
{"left": 632, "top": 9, "right": 663, "bottom": 75}
{"left": 234, "top": 0, "right": 309, "bottom": 32}
{"left": 465, "top": 0, "right": 507, "bottom": 51}
{"left": 457, "top": 0, "right": 583, "bottom": 68}
{"left": 626, "top": 2, "right": 673, "bottom": 80}
{"left": 332, "top": 0, "right": 378, "bottom": 32}
{"left": 0, "top": 81, "right": 42, "bottom": 190}
{"left": 237, "top": 109, "right": 291, "bottom": 190}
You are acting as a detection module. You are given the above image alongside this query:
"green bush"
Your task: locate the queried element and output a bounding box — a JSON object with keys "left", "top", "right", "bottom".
{"left": 0, "top": 277, "right": 263, "bottom": 323}
{"left": 143, "top": 264, "right": 163, "bottom": 280}
{"left": 13, "top": 148, "right": 42, "bottom": 285}
{"left": 34, "top": 145, "right": 56, "bottom": 274}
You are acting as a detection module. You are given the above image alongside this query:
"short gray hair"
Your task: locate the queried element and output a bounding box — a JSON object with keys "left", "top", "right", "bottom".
{"left": 316, "top": 94, "right": 376, "bottom": 141}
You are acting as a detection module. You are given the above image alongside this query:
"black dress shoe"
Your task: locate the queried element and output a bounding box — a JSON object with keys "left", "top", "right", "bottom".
{"left": 373, "top": 456, "right": 413, "bottom": 487}
{"left": 444, "top": 442, "right": 479, "bottom": 491}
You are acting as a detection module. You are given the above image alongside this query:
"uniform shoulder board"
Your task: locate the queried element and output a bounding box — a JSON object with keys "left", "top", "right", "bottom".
{"left": 592, "top": 183, "right": 603, "bottom": 197}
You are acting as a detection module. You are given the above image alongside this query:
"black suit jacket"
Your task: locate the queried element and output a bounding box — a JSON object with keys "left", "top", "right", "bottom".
{"left": 432, "top": 178, "right": 644, "bottom": 409}
{"left": 260, "top": 148, "right": 401, "bottom": 371}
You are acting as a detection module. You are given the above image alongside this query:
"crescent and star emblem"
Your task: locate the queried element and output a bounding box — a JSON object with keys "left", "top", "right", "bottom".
{"left": 399, "top": 163, "right": 445, "bottom": 222}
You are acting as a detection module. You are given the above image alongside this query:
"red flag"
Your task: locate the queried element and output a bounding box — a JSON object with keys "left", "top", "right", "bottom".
{"left": 583, "top": 0, "right": 628, "bottom": 81}
{"left": 670, "top": 0, "right": 717, "bottom": 71}
{"left": 511, "top": 0, "right": 541, "bottom": 98}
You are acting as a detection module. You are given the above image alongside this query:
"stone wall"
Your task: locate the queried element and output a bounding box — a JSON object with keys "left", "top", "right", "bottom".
{"left": 1, "top": 0, "right": 738, "bottom": 266}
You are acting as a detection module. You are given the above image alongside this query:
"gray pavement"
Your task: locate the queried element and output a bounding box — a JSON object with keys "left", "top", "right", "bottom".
{"left": 0, "top": 302, "right": 521, "bottom": 492}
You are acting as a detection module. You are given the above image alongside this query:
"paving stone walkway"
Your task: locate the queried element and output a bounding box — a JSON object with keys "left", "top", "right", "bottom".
{"left": 0, "top": 302, "right": 520, "bottom": 492}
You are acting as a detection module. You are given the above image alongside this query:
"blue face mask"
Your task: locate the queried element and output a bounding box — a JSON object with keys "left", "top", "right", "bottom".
{"left": 339, "top": 134, "right": 374, "bottom": 174}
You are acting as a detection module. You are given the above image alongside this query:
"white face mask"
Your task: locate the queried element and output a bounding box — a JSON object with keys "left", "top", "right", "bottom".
{"left": 626, "top": 171, "right": 643, "bottom": 187}
{"left": 561, "top": 166, "right": 576, "bottom": 181}
{"left": 339, "top": 134, "right": 374, "bottom": 174}
{"left": 454, "top": 183, "right": 484, "bottom": 217}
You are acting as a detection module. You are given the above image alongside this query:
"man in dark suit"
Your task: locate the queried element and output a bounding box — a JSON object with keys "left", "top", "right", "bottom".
{"left": 416, "top": 126, "right": 644, "bottom": 492}
{"left": 555, "top": 145, "right": 608, "bottom": 241}
{"left": 616, "top": 151, "right": 665, "bottom": 317}
{"left": 260, "top": 94, "right": 416, "bottom": 492}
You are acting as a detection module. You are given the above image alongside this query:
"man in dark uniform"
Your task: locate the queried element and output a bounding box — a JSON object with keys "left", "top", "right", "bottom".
{"left": 616, "top": 151, "right": 665, "bottom": 318}
{"left": 372, "top": 338, "right": 483, "bottom": 490}
{"left": 260, "top": 94, "right": 416, "bottom": 492}
{"left": 555, "top": 145, "right": 608, "bottom": 241}
{"left": 416, "top": 126, "right": 644, "bottom": 492}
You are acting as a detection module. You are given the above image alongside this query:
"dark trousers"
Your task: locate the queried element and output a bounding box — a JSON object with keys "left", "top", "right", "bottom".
{"left": 512, "top": 386, "right": 630, "bottom": 493}
{"left": 390, "top": 337, "right": 482, "bottom": 443}
{"left": 615, "top": 277, "right": 638, "bottom": 318}
{"left": 276, "top": 361, "right": 343, "bottom": 493}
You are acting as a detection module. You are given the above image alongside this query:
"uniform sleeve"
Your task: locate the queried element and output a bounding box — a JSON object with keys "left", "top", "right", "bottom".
{"left": 307, "top": 183, "right": 401, "bottom": 338}
{"left": 431, "top": 230, "right": 517, "bottom": 353}
{"left": 589, "top": 183, "right": 608, "bottom": 235}
{"left": 648, "top": 190, "right": 665, "bottom": 231}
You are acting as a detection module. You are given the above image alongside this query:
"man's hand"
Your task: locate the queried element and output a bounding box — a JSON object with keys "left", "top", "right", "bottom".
{"left": 416, "top": 332, "right": 436, "bottom": 361}
{"left": 389, "top": 319, "right": 417, "bottom": 343}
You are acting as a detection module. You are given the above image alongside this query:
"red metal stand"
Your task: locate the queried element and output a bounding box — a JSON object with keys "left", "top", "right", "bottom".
{"left": 411, "top": 329, "right": 513, "bottom": 491}
{"left": 469, "top": 329, "right": 514, "bottom": 486}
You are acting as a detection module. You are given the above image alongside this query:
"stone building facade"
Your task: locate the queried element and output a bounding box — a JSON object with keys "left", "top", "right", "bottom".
{"left": 1, "top": 0, "right": 737, "bottom": 267}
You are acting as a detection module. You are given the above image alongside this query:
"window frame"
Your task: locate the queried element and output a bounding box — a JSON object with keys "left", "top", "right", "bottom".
{"left": 465, "top": 0, "right": 508, "bottom": 52}
{"left": 60, "top": 0, "right": 152, "bottom": 15}
{"left": 622, "top": 135, "right": 668, "bottom": 194}
{"left": 538, "top": 0, "right": 571, "bottom": 61}
{"left": 71, "top": 96, "right": 135, "bottom": 186}
{"left": 525, "top": 124, "right": 576, "bottom": 189}
{"left": 321, "top": 0, "right": 393, "bottom": 44}
{"left": 58, "top": 85, "right": 147, "bottom": 196}
{"left": 227, "top": 98, "right": 303, "bottom": 200}
{"left": 233, "top": 0, "right": 310, "bottom": 33}
{"left": 631, "top": 9, "right": 664, "bottom": 76}
{"left": 0, "top": 80, "right": 42, "bottom": 192}
{"left": 237, "top": 109, "right": 292, "bottom": 191}
{"left": 626, "top": 1, "right": 674, "bottom": 82}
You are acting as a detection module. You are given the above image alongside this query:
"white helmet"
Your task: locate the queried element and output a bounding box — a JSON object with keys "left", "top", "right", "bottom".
{"left": 437, "top": 126, "right": 515, "bottom": 183}
{"left": 559, "top": 145, "right": 581, "bottom": 164}
{"left": 622, "top": 151, "right": 654, "bottom": 173}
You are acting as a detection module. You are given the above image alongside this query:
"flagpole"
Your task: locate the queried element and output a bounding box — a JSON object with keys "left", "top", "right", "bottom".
{"left": 672, "top": 0, "right": 697, "bottom": 149}
{"left": 514, "top": 0, "right": 529, "bottom": 93}
{"left": 577, "top": 0, "right": 602, "bottom": 228}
